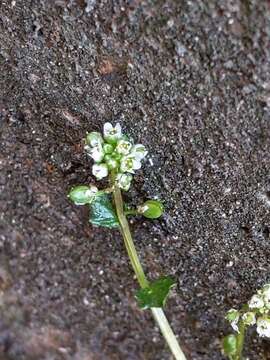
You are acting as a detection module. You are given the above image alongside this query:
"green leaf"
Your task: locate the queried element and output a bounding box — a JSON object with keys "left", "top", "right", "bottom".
{"left": 89, "top": 193, "right": 119, "bottom": 228}
{"left": 135, "top": 276, "right": 176, "bottom": 309}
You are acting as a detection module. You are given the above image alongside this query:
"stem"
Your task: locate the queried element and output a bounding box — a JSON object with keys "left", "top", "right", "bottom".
{"left": 125, "top": 209, "right": 138, "bottom": 216}
{"left": 235, "top": 322, "right": 245, "bottom": 360}
{"left": 112, "top": 183, "right": 187, "bottom": 360}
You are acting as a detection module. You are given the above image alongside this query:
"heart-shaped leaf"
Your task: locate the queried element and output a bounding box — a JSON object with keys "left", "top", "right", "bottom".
{"left": 135, "top": 276, "right": 176, "bottom": 309}
{"left": 89, "top": 194, "right": 119, "bottom": 228}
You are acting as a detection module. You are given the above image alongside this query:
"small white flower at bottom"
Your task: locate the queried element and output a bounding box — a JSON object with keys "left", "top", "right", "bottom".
{"left": 120, "top": 156, "right": 141, "bottom": 173}
{"left": 248, "top": 294, "right": 264, "bottom": 309}
{"left": 256, "top": 318, "right": 270, "bottom": 337}
{"left": 116, "top": 173, "right": 132, "bottom": 191}
{"left": 92, "top": 163, "right": 108, "bottom": 180}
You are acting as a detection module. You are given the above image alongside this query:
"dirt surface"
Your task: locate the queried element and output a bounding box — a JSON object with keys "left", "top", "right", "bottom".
{"left": 0, "top": 1, "right": 270, "bottom": 359}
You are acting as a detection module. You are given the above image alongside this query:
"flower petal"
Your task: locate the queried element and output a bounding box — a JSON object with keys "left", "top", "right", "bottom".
{"left": 249, "top": 294, "right": 264, "bottom": 309}
{"left": 115, "top": 123, "right": 122, "bottom": 137}
{"left": 103, "top": 122, "right": 113, "bottom": 137}
{"left": 132, "top": 158, "right": 142, "bottom": 170}
{"left": 131, "top": 144, "right": 148, "bottom": 160}
{"left": 88, "top": 144, "right": 104, "bottom": 163}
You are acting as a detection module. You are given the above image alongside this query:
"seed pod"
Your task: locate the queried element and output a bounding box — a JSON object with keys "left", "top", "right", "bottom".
{"left": 68, "top": 185, "right": 98, "bottom": 205}
{"left": 222, "top": 334, "right": 237, "bottom": 357}
{"left": 138, "top": 200, "right": 164, "bottom": 219}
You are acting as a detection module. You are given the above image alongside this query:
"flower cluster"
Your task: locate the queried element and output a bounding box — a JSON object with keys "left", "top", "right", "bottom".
{"left": 226, "top": 284, "right": 270, "bottom": 337}
{"left": 84, "top": 123, "right": 147, "bottom": 191}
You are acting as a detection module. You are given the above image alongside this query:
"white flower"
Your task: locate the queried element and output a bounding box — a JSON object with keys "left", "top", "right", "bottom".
{"left": 92, "top": 163, "right": 108, "bottom": 180}
{"left": 86, "top": 132, "right": 103, "bottom": 147}
{"left": 131, "top": 144, "right": 148, "bottom": 160}
{"left": 103, "top": 122, "right": 122, "bottom": 143}
{"left": 249, "top": 294, "right": 264, "bottom": 309}
{"left": 256, "top": 318, "right": 270, "bottom": 337}
{"left": 120, "top": 156, "right": 141, "bottom": 174}
{"left": 242, "top": 312, "right": 256, "bottom": 326}
{"left": 261, "top": 284, "right": 270, "bottom": 308}
{"left": 116, "top": 139, "right": 132, "bottom": 155}
{"left": 226, "top": 309, "right": 240, "bottom": 332}
{"left": 88, "top": 144, "right": 104, "bottom": 163}
{"left": 116, "top": 173, "right": 132, "bottom": 191}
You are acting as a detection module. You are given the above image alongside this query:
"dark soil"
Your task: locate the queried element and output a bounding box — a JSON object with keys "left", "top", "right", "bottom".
{"left": 0, "top": 1, "right": 270, "bottom": 359}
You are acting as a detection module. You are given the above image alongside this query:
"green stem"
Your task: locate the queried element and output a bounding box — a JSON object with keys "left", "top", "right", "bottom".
{"left": 235, "top": 322, "right": 245, "bottom": 360}
{"left": 125, "top": 209, "right": 138, "bottom": 216}
{"left": 112, "top": 184, "right": 187, "bottom": 360}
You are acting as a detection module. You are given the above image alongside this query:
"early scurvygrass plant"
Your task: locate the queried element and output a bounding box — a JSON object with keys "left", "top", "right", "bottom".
{"left": 223, "top": 284, "right": 270, "bottom": 359}
{"left": 68, "top": 123, "right": 187, "bottom": 360}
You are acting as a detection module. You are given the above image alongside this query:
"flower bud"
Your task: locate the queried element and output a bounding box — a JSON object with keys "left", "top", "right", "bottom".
{"left": 103, "top": 143, "right": 114, "bottom": 154}
{"left": 116, "top": 139, "right": 132, "bottom": 155}
{"left": 107, "top": 158, "right": 119, "bottom": 170}
{"left": 222, "top": 334, "right": 237, "bottom": 357}
{"left": 68, "top": 185, "right": 98, "bottom": 205}
{"left": 116, "top": 173, "right": 132, "bottom": 191}
{"left": 137, "top": 200, "right": 164, "bottom": 219}
{"left": 103, "top": 154, "right": 119, "bottom": 170}
{"left": 111, "top": 152, "right": 122, "bottom": 161}
{"left": 86, "top": 132, "right": 103, "bottom": 147}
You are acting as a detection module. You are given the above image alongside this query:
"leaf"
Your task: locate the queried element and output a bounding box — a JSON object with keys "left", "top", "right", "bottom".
{"left": 89, "top": 193, "right": 119, "bottom": 228}
{"left": 135, "top": 276, "right": 176, "bottom": 309}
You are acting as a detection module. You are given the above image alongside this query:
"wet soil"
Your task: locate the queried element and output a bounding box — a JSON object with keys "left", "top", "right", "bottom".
{"left": 0, "top": 1, "right": 270, "bottom": 359}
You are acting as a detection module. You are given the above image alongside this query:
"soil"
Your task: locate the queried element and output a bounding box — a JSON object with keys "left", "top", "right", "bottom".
{"left": 0, "top": 1, "right": 270, "bottom": 359}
